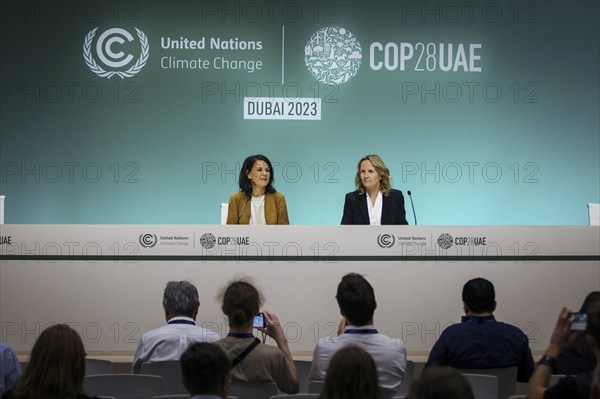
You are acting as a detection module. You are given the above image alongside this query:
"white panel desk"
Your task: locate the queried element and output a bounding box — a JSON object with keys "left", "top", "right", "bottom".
{"left": 1, "top": 225, "right": 599, "bottom": 360}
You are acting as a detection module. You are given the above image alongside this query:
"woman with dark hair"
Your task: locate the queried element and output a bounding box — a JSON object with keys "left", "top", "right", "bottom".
{"left": 226, "top": 154, "right": 289, "bottom": 224}
{"left": 2, "top": 324, "right": 94, "bottom": 399}
{"left": 319, "top": 346, "right": 383, "bottom": 399}
{"left": 341, "top": 154, "right": 408, "bottom": 225}
{"left": 554, "top": 291, "right": 600, "bottom": 375}
{"left": 215, "top": 278, "right": 298, "bottom": 393}
{"left": 408, "top": 366, "right": 474, "bottom": 399}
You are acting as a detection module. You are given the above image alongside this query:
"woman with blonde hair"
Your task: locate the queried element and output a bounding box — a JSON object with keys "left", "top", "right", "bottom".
{"left": 2, "top": 324, "right": 93, "bottom": 399}
{"left": 341, "top": 154, "right": 408, "bottom": 225}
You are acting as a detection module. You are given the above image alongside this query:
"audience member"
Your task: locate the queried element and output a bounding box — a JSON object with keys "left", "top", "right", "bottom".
{"left": 309, "top": 273, "right": 406, "bottom": 398}
{"left": 407, "top": 366, "right": 474, "bottom": 399}
{"left": 319, "top": 345, "right": 383, "bottom": 399}
{"left": 215, "top": 278, "right": 299, "bottom": 393}
{"left": 527, "top": 298, "right": 600, "bottom": 399}
{"left": 180, "top": 342, "right": 231, "bottom": 399}
{"left": 1, "top": 324, "right": 93, "bottom": 399}
{"left": 425, "top": 277, "right": 534, "bottom": 382}
{"left": 0, "top": 342, "right": 21, "bottom": 396}
{"left": 554, "top": 291, "right": 599, "bottom": 375}
{"left": 132, "top": 280, "right": 220, "bottom": 373}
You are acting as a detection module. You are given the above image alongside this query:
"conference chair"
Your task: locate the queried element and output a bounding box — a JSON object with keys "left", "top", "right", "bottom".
{"left": 152, "top": 396, "right": 240, "bottom": 399}
{"left": 221, "top": 203, "right": 229, "bottom": 224}
{"left": 307, "top": 380, "right": 324, "bottom": 394}
{"left": 228, "top": 381, "right": 278, "bottom": 399}
{"left": 461, "top": 373, "right": 499, "bottom": 399}
{"left": 549, "top": 374, "right": 567, "bottom": 387}
{"left": 460, "top": 367, "right": 517, "bottom": 399}
{"left": 141, "top": 361, "right": 186, "bottom": 394}
{"left": 508, "top": 396, "right": 526, "bottom": 399}
{"left": 589, "top": 203, "right": 600, "bottom": 225}
{"left": 269, "top": 395, "right": 319, "bottom": 399}
{"left": 85, "top": 358, "right": 113, "bottom": 376}
{"left": 84, "top": 374, "right": 164, "bottom": 399}
{"left": 396, "top": 360, "right": 415, "bottom": 397}
{"left": 294, "top": 359, "right": 311, "bottom": 393}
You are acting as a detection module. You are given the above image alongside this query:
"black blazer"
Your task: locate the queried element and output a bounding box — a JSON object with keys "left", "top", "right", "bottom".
{"left": 341, "top": 189, "right": 408, "bottom": 225}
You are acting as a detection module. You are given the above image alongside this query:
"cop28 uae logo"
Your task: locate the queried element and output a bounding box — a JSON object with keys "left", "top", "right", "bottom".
{"left": 83, "top": 27, "right": 149, "bottom": 79}
{"left": 304, "top": 26, "right": 362, "bottom": 85}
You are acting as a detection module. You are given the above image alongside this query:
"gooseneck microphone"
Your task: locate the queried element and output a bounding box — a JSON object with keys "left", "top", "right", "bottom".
{"left": 407, "top": 190, "right": 417, "bottom": 225}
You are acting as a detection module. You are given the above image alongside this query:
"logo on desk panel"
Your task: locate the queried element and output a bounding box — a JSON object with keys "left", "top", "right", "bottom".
{"left": 200, "top": 233, "right": 216, "bottom": 249}
{"left": 139, "top": 233, "right": 157, "bottom": 248}
{"left": 83, "top": 27, "right": 149, "bottom": 79}
{"left": 437, "top": 233, "right": 454, "bottom": 249}
{"left": 437, "top": 233, "right": 488, "bottom": 249}
{"left": 377, "top": 234, "right": 395, "bottom": 248}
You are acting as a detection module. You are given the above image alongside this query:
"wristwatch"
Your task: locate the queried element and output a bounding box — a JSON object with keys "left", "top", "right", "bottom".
{"left": 538, "top": 354, "right": 556, "bottom": 368}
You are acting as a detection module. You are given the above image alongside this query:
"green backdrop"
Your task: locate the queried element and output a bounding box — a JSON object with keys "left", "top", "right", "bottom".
{"left": 1, "top": 0, "right": 598, "bottom": 225}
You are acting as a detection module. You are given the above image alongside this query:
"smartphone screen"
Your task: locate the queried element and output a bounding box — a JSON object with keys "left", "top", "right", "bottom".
{"left": 570, "top": 312, "right": 587, "bottom": 331}
{"left": 253, "top": 313, "right": 266, "bottom": 328}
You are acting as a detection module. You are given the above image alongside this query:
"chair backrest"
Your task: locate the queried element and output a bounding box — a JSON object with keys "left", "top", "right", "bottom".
{"left": 269, "top": 395, "right": 319, "bottom": 399}
{"left": 549, "top": 374, "right": 567, "bottom": 387}
{"left": 85, "top": 358, "right": 113, "bottom": 376}
{"left": 307, "top": 380, "right": 324, "bottom": 394}
{"left": 294, "top": 360, "right": 311, "bottom": 393}
{"left": 460, "top": 367, "right": 516, "bottom": 399}
{"left": 152, "top": 396, "right": 239, "bottom": 399}
{"left": 507, "top": 396, "right": 526, "bottom": 399}
{"left": 396, "top": 360, "right": 414, "bottom": 397}
{"left": 462, "top": 374, "right": 499, "bottom": 399}
{"left": 589, "top": 203, "right": 599, "bottom": 226}
{"left": 141, "top": 361, "right": 186, "bottom": 394}
{"left": 84, "top": 374, "right": 164, "bottom": 399}
{"left": 221, "top": 203, "right": 229, "bottom": 225}
{"left": 229, "top": 381, "right": 278, "bottom": 399}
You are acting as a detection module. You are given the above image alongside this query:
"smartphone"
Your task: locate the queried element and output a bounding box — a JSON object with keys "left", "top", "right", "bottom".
{"left": 570, "top": 312, "right": 587, "bottom": 331}
{"left": 253, "top": 312, "right": 267, "bottom": 329}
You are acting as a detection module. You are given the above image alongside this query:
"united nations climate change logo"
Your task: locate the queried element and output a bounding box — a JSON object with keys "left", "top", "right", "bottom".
{"left": 139, "top": 233, "right": 157, "bottom": 248}
{"left": 437, "top": 233, "right": 454, "bottom": 250}
{"left": 83, "top": 27, "right": 149, "bottom": 79}
{"left": 305, "top": 26, "right": 362, "bottom": 85}
{"left": 200, "top": 233, "right": 216, "bottom": 250}
{"left": 377, "top": 234, "right": 395, "bottom": 248}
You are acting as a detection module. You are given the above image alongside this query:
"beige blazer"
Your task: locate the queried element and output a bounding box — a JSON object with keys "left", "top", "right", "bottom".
{"left": 226, "top": 191, "right": 289, "bottom": 224}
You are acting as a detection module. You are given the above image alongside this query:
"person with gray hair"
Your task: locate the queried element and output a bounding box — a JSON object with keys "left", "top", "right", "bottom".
{"left": 132, "top": 281, "right": 220, "bottom": 373}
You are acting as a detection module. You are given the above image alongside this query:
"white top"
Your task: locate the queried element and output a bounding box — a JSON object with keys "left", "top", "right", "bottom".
{"left": 249, "top": 195, "right": 266, "bottom": 225}
{"left": 366, "top": 191, "right": 383, "bottom": 225}
{"left": 309, "top": 324, "right": 406, "bottom": 398}
{"left": 132, "top": 316, "right": 221, "bottom": 373}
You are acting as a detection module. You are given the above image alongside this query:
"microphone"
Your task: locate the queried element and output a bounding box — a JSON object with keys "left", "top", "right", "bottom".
{"left": 407, "top": 190, "right": 417, "bottom": 225}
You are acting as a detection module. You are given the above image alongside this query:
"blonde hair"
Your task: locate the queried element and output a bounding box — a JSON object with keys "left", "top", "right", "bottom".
{"left": 354, "top": 154, "right": 392, "bottom": 196}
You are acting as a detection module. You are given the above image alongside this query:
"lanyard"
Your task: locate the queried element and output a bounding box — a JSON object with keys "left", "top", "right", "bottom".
{"left": 168, "top": 319, "right": 196, "bottom": 325}
{"left": 227, "top": 332, "right": 255, "bottom": 339}
{"left": 344, "top": 328, "right": 378, "bottom": 334}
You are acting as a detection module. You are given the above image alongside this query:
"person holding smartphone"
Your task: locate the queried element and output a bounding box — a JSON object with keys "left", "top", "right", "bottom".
{"left": 553, "top": 291, "right": 600, "bottom": 375}
{"left": 214, "top": 278, "right": 299, "bottom": 394}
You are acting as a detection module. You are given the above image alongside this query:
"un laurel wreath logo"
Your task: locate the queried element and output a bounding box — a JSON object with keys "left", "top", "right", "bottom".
{"left": 83, "top": 27, "right": 149, "bottom": 79}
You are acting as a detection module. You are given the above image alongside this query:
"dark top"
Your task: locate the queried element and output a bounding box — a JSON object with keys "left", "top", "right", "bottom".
{"left": 341, "top": 189, "right": 408, "bottom": 225}
{"left": 555, "top": 346, "right": 596, "bottom": 375}
{"left": 424, "top": 315, "right": 535, "bottom": 382}
{"left": 543, "top": 370, "right": 593, "bottom": 399}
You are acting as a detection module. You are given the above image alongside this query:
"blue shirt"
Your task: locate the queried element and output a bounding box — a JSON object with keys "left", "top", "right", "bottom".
{"left": 0, "top": 343, "right": 21, "bottom": 396}
{"left": 424, "top": 315, "right": 535, "bottom": 382}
